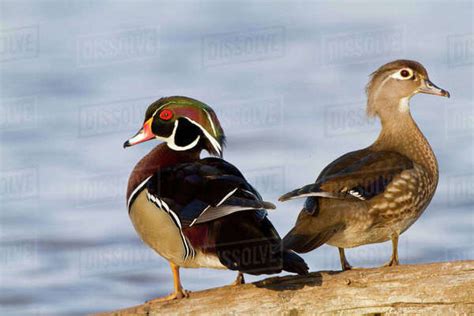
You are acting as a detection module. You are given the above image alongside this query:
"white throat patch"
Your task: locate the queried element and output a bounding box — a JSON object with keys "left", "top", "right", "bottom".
{"left": 398, "top": 97, "right": 410, "bottom": 113}
{"left": 156, "top": 120, "right": 201, "bottom": 151}
{"left": 157, "top": 118, "right": 221, "bottom": 155}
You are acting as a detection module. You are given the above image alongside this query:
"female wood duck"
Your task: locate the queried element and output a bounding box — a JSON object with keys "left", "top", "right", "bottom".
{"left": 124, "top": 96, "right": 308, "bottom": 301}
{"left": 279, "top": 60, "right": 450, "bottom": 271}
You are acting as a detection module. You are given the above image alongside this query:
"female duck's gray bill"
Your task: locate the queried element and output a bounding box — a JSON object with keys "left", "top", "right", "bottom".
{"left": 419, "top": 79, "right": 450, "bottom": 98}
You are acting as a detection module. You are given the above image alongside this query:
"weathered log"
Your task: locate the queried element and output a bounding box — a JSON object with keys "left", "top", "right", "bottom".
{"left": 99, "top": 260, "right": 474, "bottom": 315}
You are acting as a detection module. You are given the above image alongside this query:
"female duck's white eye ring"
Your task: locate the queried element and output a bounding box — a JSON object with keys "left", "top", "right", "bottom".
{"left": 391, "top": 68, "right": 414, "bottom": 80}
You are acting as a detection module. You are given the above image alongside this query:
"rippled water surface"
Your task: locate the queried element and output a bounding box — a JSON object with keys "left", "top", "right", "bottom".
{"left": 0, "top": 1, "right": 473, "bottom": 315}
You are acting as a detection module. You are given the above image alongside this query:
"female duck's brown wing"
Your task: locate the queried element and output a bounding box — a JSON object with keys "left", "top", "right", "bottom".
{"left": 281, "top": 150, "right": 415, "bottom": 253}
{"left": 279, "top": 149, "right": 414, "bottom": 215}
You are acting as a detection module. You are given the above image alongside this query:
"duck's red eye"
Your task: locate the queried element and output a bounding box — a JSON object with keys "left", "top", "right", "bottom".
{"left": 159, "top": 109, "right": 173, "bottom": 121}
{"left": 400, "top": 69, "right": 410, "bottom": 78}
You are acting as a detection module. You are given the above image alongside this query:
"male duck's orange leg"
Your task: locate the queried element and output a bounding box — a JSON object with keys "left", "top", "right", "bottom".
{"left": 152, "top": 262, "right": 189, "bottom": 302}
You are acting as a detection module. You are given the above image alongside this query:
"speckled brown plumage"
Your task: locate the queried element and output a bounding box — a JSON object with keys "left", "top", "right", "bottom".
{"left": 280, "top": 60, "right": 450, "bottom": 270}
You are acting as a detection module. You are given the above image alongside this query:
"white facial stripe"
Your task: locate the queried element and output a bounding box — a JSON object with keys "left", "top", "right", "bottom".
{"left": 155, "top": 108, "right": 218, "bottom": 139}
{"left": 156, "top": 120, "right": 202, "bottom": 151}
{"left": 155, "top": 101, "right": 173, "bottom": 113}
{"left": 151, "top": 101, "right": 174, "bottom": 118}
{"left": 168, "top": 135, "right": 201, "bottom": 151}
{"left": 184, "top": 118, "right": 222, "bottom": 155}
{"left": 152, "top": 111, "right": 221, "bottom": 154}
{"left": 203, "top": 109, "right": 218, "bottom": 136}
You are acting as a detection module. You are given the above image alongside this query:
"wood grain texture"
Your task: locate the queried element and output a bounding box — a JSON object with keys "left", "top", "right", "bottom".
{"left": 98, "top": 260, "right": 474, "bottom": 315}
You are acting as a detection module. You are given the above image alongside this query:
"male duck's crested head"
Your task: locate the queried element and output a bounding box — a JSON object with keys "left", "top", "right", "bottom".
{"left": 366, "top": 59, "right": 450, "bottom": 117}
{"left": 124, "top": 96, "right": 225, "bottom": 157}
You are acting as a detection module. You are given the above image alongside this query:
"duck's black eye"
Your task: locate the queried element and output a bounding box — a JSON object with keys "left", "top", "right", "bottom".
{"left": 400, "top": 70, "right": 410, "bottom": 78}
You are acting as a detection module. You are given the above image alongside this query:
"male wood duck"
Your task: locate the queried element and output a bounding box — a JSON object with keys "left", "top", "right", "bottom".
{"left": 279, "top": 60, "right": 450, "bottom": 271}
{"left": 124, "top": 96, "right": 308, "bottom": 301}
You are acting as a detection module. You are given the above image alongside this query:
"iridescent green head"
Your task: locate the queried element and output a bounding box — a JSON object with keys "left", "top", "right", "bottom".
{"left": 124, "top": 96, "right": 225, "bottom": 157}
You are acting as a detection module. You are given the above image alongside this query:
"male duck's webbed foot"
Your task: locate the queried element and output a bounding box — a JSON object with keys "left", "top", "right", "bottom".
{"left": 149, "top": 288, "right": 190, "bottom": 302}
{"left": 147, "top": 262, "right": 190, "bottom": 303}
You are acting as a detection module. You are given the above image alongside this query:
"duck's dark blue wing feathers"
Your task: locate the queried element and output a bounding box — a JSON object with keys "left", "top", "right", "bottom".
{"left": 146, "top": 158, "right": 273, "bottom": 227}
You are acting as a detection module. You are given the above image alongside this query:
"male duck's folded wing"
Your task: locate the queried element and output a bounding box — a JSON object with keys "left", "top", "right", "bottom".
{"left": 147, "top": 158, "right": 274, "bottom": 227}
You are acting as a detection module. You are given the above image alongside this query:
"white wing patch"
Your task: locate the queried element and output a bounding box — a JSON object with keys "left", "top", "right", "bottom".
{"left": 286, "top": 191, "right": 346, "bottom": 200}
{"left": 241, "top": 189, "right": 259, "bottom": 200}
{"left": 287, "top": 190, "right": 367, "bottom": 201}
{"left": 190, "top": 187, "right": 238, "bottom": 227}
{"left": 348, "top": 189, "right": 366, "bottom": 200}
{"left": 194, "top": 205, "right": 261, "bottom": 224}
{"left": 216, "top": 188, "right": 238, "bottom": 206}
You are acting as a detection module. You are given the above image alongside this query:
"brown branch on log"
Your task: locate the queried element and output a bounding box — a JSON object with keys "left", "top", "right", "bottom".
{"left": 98, "top": 260, "right": 474, "bottom": 315}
